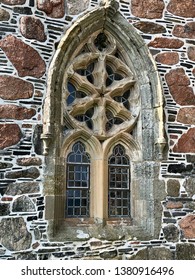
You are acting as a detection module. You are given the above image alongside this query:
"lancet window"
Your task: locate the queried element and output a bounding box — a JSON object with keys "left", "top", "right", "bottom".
{"left": 66, "top": 141, "right": 90, "bottom": 217}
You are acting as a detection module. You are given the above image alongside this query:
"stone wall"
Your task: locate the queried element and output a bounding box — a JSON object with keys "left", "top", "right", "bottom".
{"left": 0, "top": 0, "right": 195, "bottom": 260}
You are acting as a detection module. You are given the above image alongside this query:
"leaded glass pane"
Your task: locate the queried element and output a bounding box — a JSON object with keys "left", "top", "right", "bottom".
{"left": 75, "top": 108, "right": 94, "bottom": 130}
{"left": 106, "top": 65, "right": 123, "bottom": 87}
{"left": 108, "top": 144, "right": 130, "bottom": 217}
{"left": 108, "top": 190, "right": 130, "bottom": 217}
{"left": 77, "top": 62, "right": 95, "bottom": 84}
{"left": 66, "top": 142, "right": 90, "bottom": 217}
{"left": 67, "top": 82, "right": 87, "bottom": 105}
{"left": 106, "top": 110, "right": 124, "bottom": 131}
{"left": 113, "top": 90, "right": 130, "bottom": 110}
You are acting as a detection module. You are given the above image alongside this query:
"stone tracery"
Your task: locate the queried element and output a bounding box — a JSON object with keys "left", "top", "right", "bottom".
{"left": 63, "top": 31, "right": 140, "bottom": 141}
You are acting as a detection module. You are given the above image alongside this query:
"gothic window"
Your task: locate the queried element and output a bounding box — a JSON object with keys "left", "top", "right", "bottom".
{"left": 66, "top": 141, "right": 90, "bottom": 217}
{"left": 42, "top": 3, "right": 166, "bottom": 240}
{"left": 108, "top": 144, "right": 130, "bottom": 217}
{"left": 62, "top": 31, "right": 140, "bottom": 222}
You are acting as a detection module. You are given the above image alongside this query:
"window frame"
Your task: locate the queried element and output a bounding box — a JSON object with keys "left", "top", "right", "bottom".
{"left": 42, "top": 3, "right": 166, "bottom": 241}
{"left": 65, "top": 141, "right": 91, "bottom": 218}
{"left": 108, "top": 144, "right": 131, "bottom": 218}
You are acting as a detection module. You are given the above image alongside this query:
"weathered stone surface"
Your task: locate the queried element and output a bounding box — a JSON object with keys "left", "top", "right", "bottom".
{"left": 165, "top": 68, "right": 195, "bottom": 106}
{"left": 20, "top": 16, "right": 46, "bottom": 42}
{"left": 0, "top": 105, "right": 36, "bottom": 120}
{"left": 33, "top": 124, "right": 43, "bottom": 155}
{"left": 5, "top": 182, "right": 40, "bottom": 196}
{"left": 155, "top": 52, "right": 179, "bottom": 65}
{"left": 173, "top": 22, "right": 195, "bottom": 39}
{"left": 0, "top": 123, "right": 22, "bottom": 149}
{"left": 131, "top": 0, "right": 165, "bottom": 19}
{"left": 16, "top": 252, "right": 37, "bottom": 260}
{"left": 168, "top": 163, "right": 193, "bottom": 174}
{"left": 167, "top": 179, "right": 180, "bottom": 197}
{"left": 163, "top": 224, "right": 179, "bottom": 242}
{"left": 6, "top": 167, "right": 40, "bottom": 179}
{"left": 166, "top": 201, "right": 183, "bottom": 209}
{"left": 179, "top": 214, "right": 195, "bottom": 239}
{"left": 13, "top": 6, "right": 32, "bottom": 14}
{"left": 148, "top": 37, "right": 184, "bottom": 49}
{"left": 0, "top": 217, "right": 32, "bottom": 251}
{"left": 37, "top": 0, "right": 65, "bottom": 18}
{"left": 167, "top": 0, "right": 195, "bottom": 18}
{"left": 186, "top": 202, "right": 195, "bottom": 212}
{"left": 90, "top": 240, "right": 103, "bottom": 247}
{"left": 0, "top": 0, "right": 26, "bottom": 4}
{"left": 129, "top": 247, "right": 172, "bottom": 260}
{"left": 0, "top": 35, "right": 46, "bottom": 78}
{"left": 177, "top": 107, "right": 195, "bottom": 125}
{"left": 0, "top": 8, "right": 10, "bottom": 21}
{"left": 166, "top": 68, "right": 190, "bottom": 86}
{"left": 17, "top": 157, "right": 42, "bottom": 166}
{"left": 0, "top": 203, "right": 10, "bottom": 216}
{"left": 183, "top": 177, "right": 195, "bottom": 198}
{"left": 12, "top": 195, "right": 36, "bottom": 212}
{"left": 173, "top": 128, "right": 195, "bottom": 153}
{"left": 67, "top": 0, "right": 89, "bottom": 15}
{"left": 176, "top": 243, "right": 195, "bottom": 260}
{"left": 186, "top": 154, "right": 195, "bottom": 163}
{"left": 133, "top": 21, "right": 166, "bottom": 34}
{"left": 0, "top": 162, "right": 13, "bottom": 169}
{"left": 100, "top": 249, "right": 117, "bottom": 259}
{"left": 0, "top": 75, "right": 34, "bottom": 100}
{"left": 32, "top": 242, "right": 40, "bottom": 250}
{"left": 1, "top": 197, "right": 13, "bottom": 202}
{"left": 187, "top": 46, "right": 195, "bottom": 61}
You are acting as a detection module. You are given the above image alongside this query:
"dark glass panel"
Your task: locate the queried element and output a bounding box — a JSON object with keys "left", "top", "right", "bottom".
{"left": 94, "top": 32, "right": 108, "bottom": 51}
{"left": 108, "top": 144, "right": 130, "bottom": 217}
{"left": 66, "top": 142, "right": 90, "bottom": 218}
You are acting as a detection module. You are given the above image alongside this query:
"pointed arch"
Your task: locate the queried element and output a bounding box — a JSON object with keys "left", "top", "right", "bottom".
{"left": 42, "top": 2, "right": 166, "bottom": 240}
{"left": 42, "top": 3, "right": 166, "bottom": 158}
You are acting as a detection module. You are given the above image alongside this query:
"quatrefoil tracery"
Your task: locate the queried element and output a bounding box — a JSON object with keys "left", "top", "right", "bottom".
{"left": 63, "top": 32, "right": 140, "bottom": 140}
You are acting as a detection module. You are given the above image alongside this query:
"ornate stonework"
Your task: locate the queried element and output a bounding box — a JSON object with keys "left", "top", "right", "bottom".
{"left": 63, "top": 31, "right": 140, "bottom": 141}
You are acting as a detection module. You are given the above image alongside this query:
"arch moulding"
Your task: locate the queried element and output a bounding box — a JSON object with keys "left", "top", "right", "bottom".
{"left": 42, "top": 0, "right": 166, "bottom": 240}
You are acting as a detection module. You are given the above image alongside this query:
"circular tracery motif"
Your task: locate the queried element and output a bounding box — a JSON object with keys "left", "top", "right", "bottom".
{"left": 64, "top": 32, "right": 140, "bottom": 140}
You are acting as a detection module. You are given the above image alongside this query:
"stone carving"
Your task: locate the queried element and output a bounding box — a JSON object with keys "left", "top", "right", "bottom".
{"left": 63, "top": 31, "right": 140, "bottom": 141}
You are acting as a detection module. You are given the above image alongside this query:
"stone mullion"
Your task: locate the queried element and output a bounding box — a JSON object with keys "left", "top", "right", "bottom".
{"left": 91, "top": 99, "right": 107, "bottom": 137}
{"left": 92, "top": 54, "right": 107, "bottom": 92}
